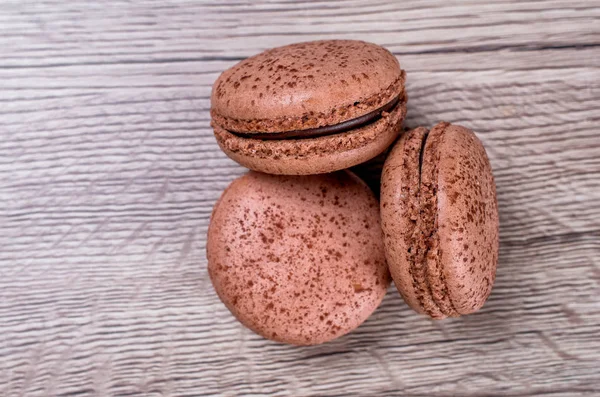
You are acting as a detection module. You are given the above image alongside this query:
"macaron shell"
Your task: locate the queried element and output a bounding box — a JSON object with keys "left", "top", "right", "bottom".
{"left": 380, "top": 128, "right": 428, "bottom": 315}
{"left": 212, "top": 98, "right": 406, "bottom": 175}
{"left": 207, "top": 171, "right": 390, "bottom": 345}
{"left": 211, "top": 40, "right": 404, "bottom": 134}
{"left": 435, "top": 124, "right": 499, "bottom": 314}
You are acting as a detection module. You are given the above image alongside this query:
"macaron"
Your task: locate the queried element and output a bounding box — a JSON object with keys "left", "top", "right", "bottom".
{"left": 380, "top": 122, "right": 499, "bottom": 319}
{"left": 207, "top": 171, "right": 390, "bottom": 345}
{"left": 211, "top": 40, "right": 407, "bottom": 175}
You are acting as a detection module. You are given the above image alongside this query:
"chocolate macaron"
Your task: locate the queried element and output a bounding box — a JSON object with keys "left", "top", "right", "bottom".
{"left": 381, "top": 122, "right": 499, "bottom": 319}
{"left": 211, "top": 40, "right": 406, "bottom": 175}
{"left": 207, "top": 171, "right": 390, "bottom": 345}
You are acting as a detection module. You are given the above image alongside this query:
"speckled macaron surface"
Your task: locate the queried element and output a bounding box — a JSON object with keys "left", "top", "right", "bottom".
{"left": 207, "top": 171, "right": 390, "bottom": 345}
{"left": 210, "top": 40, "right": 406, "bottom": 175}
{"left": 380, "top": 122, "right": 499, "bottom": 319}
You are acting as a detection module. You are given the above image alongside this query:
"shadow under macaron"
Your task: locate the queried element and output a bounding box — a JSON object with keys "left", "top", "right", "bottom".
{"left": 350, "top": 125, "right": 414, "bottom": 196}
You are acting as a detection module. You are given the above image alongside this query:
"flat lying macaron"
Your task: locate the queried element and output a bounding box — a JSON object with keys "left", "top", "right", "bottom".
{"left": 207, "top": 171, "right": 390, "bottom": 345}
{"left": 381, "top": 122, "right": 499, "bottom": 319}
{"left": 211, "top": 40, "right": 406, "bottom": 175}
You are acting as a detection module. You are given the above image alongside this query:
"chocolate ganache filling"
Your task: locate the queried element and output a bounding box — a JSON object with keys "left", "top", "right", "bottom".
{"left": 230, "top": 95, "right": 401, "bottom": 140}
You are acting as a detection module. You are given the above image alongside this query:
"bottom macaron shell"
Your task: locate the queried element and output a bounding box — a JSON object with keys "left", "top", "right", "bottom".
{"left": 212, "top": 99, "right": 406, "bottom": 175}
{"left": 207, "top": 171, "right": 390, "bottom": 345}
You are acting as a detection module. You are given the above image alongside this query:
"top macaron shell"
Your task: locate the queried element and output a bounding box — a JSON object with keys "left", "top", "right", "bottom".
{"left": 211, "top": 40, "right": 404, "bottom": 134}
{"left": 381, "top": 123, "right": 499, "bottom": 318}
{"left": 435, "top": 124, "right": 498, "bottom": 313}
{"left": 207, "top": 171, "right": 390, "bottom": 345}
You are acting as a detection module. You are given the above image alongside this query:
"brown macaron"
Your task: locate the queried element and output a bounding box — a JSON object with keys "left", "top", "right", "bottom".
{"left": 381, "top": 122, "right": 499, "bottom": 319}
{"left": 207, "top": 171, "right": 390, "bottom": 345}
{"left": 211, "top": 40, "right": 406, "bottom": 175}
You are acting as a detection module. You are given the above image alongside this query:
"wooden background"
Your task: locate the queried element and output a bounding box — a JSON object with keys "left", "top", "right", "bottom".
{"left": 1, "top": 1, "right": 599, "bottom": 396}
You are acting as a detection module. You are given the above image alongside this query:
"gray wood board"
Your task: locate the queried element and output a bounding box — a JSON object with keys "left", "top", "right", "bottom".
{"left": 1, "top": 1, "right": 599, "bottom": 396}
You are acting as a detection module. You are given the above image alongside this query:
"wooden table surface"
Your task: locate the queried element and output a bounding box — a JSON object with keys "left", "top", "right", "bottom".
{"left": 2, "top": 1, "right": 599, "bottom": 396}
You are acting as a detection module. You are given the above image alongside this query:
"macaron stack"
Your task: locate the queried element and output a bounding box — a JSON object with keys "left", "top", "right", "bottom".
{"left": 207, "top": 40, "right": 499, "bottom": 345}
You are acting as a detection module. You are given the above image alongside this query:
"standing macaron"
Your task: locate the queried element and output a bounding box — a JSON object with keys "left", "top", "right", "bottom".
{"left": 381, "top": 122, "right": 499, "bottom": 319}
{"left": 211, "top": 40, "right": 406, "bottom": 175}
{"left": 207, "top": 171, "right": 390, "bottom": 345}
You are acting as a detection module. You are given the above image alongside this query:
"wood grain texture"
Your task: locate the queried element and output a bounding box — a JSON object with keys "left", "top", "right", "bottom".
{"left": 1, "top": 1, "right": 599, "bottom": 396}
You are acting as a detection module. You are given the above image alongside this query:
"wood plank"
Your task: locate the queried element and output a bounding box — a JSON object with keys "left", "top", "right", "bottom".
{"left": 0, "top": 238, "right": 598, "bottom": 396}
{"left": 1, "top": 50, "right": 598, "bottom": 243}
{"left": 1, "top": 1, "right": 599, "bottom": 67}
